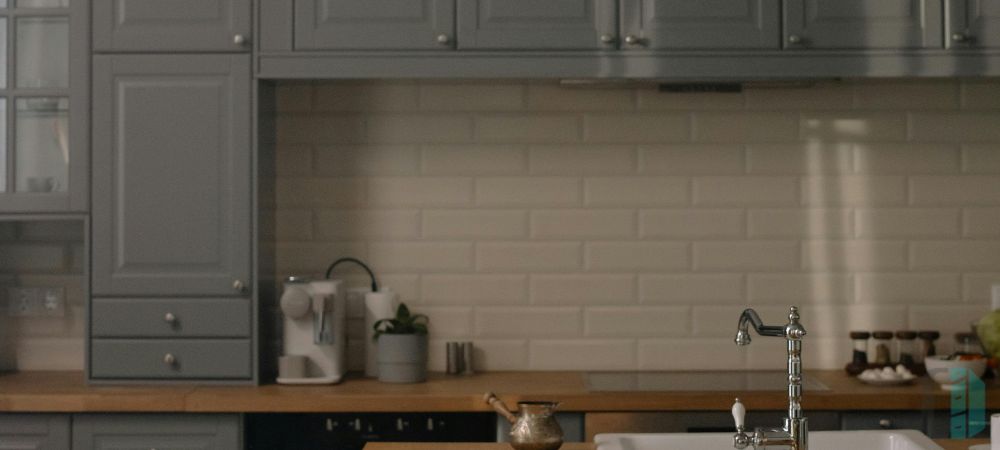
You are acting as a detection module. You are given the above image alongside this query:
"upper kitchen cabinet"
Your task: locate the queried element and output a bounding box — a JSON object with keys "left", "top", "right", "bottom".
{"left": 457, "top": 0, "right": 617, "bottom": 50}
{"left": 620, "top": 0, "right": 780, "bottom": 50}
{"left": 91, "top": 54, "right": 251, "bottom": 297}
{"left": 947, "top": 0, "right": 1000, "bottom": 48}
{"left": 0, "top": 0, "right": 88, "bottom": 213}
{"left": 783, "top": 0, "right": 944, "bottom": 49}
{"left": 92, "top": 0, "right": 251, "bottom": 52}
{"left": 294, "top": 0, "right": 455, "bottom": 50}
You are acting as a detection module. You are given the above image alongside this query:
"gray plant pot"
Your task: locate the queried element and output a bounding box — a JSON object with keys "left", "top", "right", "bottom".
{"left": 376, "top": 334, "right": 428, "bottom": 383}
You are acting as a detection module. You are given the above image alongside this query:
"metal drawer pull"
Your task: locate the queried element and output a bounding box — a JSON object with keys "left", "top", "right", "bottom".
{"left": 787, "top": 35, "right": 803, "bottom": 45}
{"left": 952, "top": 33, "right": 970, "bottom": 43}
{"left": 878, "top": 419, "right": 891, "bottom": 429}
{"left": 600, "top": 34, "right": 616, "bottom": 44}
{"left": 233, "top": 34, "right": 247, "bottom": 46}
{"left": 233, "top": 279, "right": 246, "bottom": 293}
{"left": 624, "top": 35, "right": 643, "bottom": 46}
{"left": 163, "top": 353, "right": 177, "bottom": 366}
{"left": 164, "top": 312, "right": 177, "bottom": 324}
{"left": 436, "top": 34, "right": 450, "bottom": 45}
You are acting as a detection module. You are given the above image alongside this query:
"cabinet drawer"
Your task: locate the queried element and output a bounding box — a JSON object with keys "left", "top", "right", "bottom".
{"left": 91, "top": 339, "right": 251, "bottom": 379}
{"left": 73, "top": 414, "right": 241, "bottom": 450}
{"left": 841, "top": 411, "right": 925, "bottom": 431}
{"left": 0, "top": 414, "right": 70, "bottom": 450}
{"left": 92, "top": 298, "right": 250, "bottom": 338}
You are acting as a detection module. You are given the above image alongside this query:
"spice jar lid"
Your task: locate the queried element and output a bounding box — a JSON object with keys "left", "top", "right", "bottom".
{"left": 872, "top": 331, "right": 894, "bottom": 339}
{"left": 849, "top": 331, "right": 871, "bottom": 339}
{"left": 895, "top": 330, "right": 917, "bottom": 340}
{"left": 917, "top": 330, "right": 940, "bottom": 340}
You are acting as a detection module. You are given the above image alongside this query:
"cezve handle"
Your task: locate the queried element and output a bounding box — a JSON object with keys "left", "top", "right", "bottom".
{"left": 732, "top": 398, "right": 746, "bottom": 431}
{"left": 484, "top": 392, "right": 518, "bottom": 424}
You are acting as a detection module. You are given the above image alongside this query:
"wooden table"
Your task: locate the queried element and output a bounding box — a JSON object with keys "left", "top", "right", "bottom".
{"left": 364, "top": 439, "right": 989, "bottom": 450}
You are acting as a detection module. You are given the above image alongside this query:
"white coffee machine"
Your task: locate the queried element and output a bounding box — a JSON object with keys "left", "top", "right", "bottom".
{"left": 277, "top": 277, "right": 347, "bottom": 384}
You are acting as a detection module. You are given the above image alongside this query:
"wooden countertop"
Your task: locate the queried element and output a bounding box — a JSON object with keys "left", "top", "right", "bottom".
{"left": 1, "top": 370, "right": 997, "bottom": 413}
{"left": 363, "top": 440, "right": 988, "bottom": 450}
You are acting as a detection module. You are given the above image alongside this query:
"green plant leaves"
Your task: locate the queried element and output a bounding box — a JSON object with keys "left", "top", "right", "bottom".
{"left": 373, "top": 302, "right": 429, "bottom": 340}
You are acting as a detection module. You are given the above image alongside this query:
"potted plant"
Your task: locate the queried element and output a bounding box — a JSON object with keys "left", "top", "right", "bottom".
{"left": 373, "top": 303, "right": 429, "bottom": 383}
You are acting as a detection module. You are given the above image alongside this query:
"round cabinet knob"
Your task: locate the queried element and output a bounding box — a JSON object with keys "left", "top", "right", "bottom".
{"left": 233, "top": 34, "right": 248, "bottom": 46}
{"left": 787, "top": 34, "right": 803, "bottom": 45}
{"left": 878, "top": 419, "right": 892, "bottom": 429}
{"left": 952, "top": 32, "right": 970, "bottom": 43}
{"left": 600, "top": 34, "right": 616, "bottom": 45}
{"left": 163, "top": 353, "right": 177, "bottom": 366}
{"left": 232, "top": 279, "right": 246, "bottom": 293}
{"left": 164, "top": 312, "right": 177, "bottom": 324}
{"left": 436, "top": 34, "right": 450, "bottom": 45}
{"left": 624, "top": 35, "right": 643, "bottom": 46}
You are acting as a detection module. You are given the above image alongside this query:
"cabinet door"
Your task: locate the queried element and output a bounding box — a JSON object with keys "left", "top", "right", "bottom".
{"left": 620, "top": 0, "right": 780, "bottom": 50}
{"left": 295, "top": 0, "right": 455, "bottom": 50}
{"left": 72, "top": 414, "right": 241, "bottom": 450}
{"left": 948, "top": 0, "right": 1000, "bottom": 48}
{"left": 0, "top": 414, "right": 70, "bottom": 450}
{"left": 92, "top": 0, "right": 251, "bottom": 52}
{"left": 784, "top": 0, "right": 943, "bottom": 49}
{"left": 91, "top": 55, "right": 251, "bottom": 297}
{"left": 457, "top": 0, "right": 617, "bottom": 50}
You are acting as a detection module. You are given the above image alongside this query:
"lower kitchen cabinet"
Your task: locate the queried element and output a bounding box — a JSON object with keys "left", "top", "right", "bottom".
{"left": 0, "top": 414, "right": 71, "bottom": 450}
{"left": 72, "top": 414, "right": 242, "bottom": 450}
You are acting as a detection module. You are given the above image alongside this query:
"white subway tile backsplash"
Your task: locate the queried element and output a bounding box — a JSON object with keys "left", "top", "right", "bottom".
{"left": 530, "top": 340, "right": 635, "bottom": 370}
{"left": 530, "top": 274, "right": 636, "bottom": 305}
{"left": 268, "top": 79, "right": 1000, "bottom": 372}
{"left": 694, "top": 177, "right": 799, "bottom": 206}
{"left": 476, "top": 177, "right": 581, "bottom": 207}
{"left": 641, "top": 209, "right": 744, "bottom": 239}
{"left": 421, "top": 144, "right": 528, "bottom": 175}
{"left": 640, "top": 274, "right": 744, "bottom": 304}
{"left": 476, "top": 242, "right": 582, "bottom": 272}
{"left": 584, "top": 177, "right": 689, "bottom": 207}
{"left": 584, "top": 114, "right": 690, "bottom": 143}
{"left": 423, "top": 210, "right": 527, "bottom": 239}
{"left": 531, "top": 210, "right": 635, "bottom": 239}
{"left": 585, "top": 242, "right": 688, "bottom": 272}
{"left": 421, "top": 274, "right": 528, "bottom": 305}
{"left": 530, "top": 145, "right": 635, "bottom": 175}
{"left": 639, "top": 145, "right": 744, "bottom": 175}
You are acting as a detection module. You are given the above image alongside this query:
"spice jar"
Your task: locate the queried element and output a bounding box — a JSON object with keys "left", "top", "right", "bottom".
{"left": 845, "top": 331, "right": 870, "bottom": 375}
{"left": 872, "top": 331, "right": 894, "bottom": 366}
{"left": 955, "top": 332, "right": 981, "bottom": 355}
{"left": 895, "top": 330, "right": 917, "bottom": 370}
{"left": 917, "top": 330, "right": 939, "bottom": 360}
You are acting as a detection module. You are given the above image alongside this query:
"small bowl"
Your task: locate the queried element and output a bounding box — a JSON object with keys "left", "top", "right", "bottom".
{"left": 924, "top": 355, "right": 988, "bottom": 390}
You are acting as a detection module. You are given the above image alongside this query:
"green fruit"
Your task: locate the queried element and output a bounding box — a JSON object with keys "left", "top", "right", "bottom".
{"left": 976, "top": 310, "right": 1000, "bottom": 358}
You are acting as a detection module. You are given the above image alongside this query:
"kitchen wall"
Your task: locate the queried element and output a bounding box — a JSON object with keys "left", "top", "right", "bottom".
{"left": 0, "top": 220, "right": 85, "bottom": 371}
{"left": 273, "top": 79, "right": 1000, "bottom": 372}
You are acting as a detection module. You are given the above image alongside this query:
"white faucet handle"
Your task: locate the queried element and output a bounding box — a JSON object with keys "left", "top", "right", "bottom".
{"left": 732, "top": 398, "right": 746, "bottom": 430}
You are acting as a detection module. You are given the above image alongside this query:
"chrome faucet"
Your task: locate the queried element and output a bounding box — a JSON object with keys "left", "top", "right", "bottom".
{"left": 732, "top": 307, "right": 808, "bottom": 450}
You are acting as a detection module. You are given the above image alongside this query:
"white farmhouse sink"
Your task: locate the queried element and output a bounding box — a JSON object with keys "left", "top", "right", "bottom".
{"left": 594, "top": 430, "right": 943, "bottom": 450}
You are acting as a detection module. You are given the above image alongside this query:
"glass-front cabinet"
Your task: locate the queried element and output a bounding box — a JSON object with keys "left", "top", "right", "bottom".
{"left": 0, "top": 0, "right": 86, "bottom": 212}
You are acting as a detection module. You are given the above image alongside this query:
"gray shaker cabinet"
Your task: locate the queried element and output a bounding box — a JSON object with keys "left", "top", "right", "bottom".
{"left": 783, "top": 0, "right": 944, "bottom": 49}
{"left": 457, "top": 0, "right": 617, "bottom": 50}
{"left": 72, "top": 414, "right": 241, "bottom": 450}
{"left": 947, "top": 0, "right": 1000, "bottom": 48}
{"left": 92, "top": 0, "right": 252, "bottom": 52}
{"left": 0, "top": 414, "right": 70, "bottom": 450}
{"left": 620, "top": 0, "right": 780, "bottom": 50}
{"left": 91, "top": 54, "right": 251, "bottom": 297}
{"left": 294, "top": 0, "right": 456, "bottom": 50}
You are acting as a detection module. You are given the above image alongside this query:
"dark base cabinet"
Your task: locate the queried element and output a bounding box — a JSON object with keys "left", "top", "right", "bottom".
{"left": 72, "top": 414, "right": 241, "bottom": 450}
{"left": 0, "top": 414, "right": 71, "bottom": 450}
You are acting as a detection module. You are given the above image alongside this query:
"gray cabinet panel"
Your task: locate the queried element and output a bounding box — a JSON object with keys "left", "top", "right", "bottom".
{"left": 90, "top": 339, "right": 251, "bottom": 379}
{"left": 295, "top": 0, "right": 455, "bottom": 50}
{"left": 621, "top": 0, "right": 780, "bottom": 50}
{"left": 784, "top": 0, "right": 943, "bottom": 49}
{"left": 72, "top": 414, "right": 241, "bottom": 450}
{"left": 92, "top": 0, "right": 251, "bottom": 52}
{"left": 91, "top": 55, "right": 251, "bottom": 297}
{"left": 91, "top": 298, "right": 250, "bottom": 338}
{"left": 0, "top": 415, "right": 70, "bottom": 450}
{"left": 458, "top": 0, "right": 617, "bottom": 50}
{"left": 841, "top": 411, "right": 925, "bottom": 431}
{"left": 948, "top": 0, "right": 1000, "bottom": 48}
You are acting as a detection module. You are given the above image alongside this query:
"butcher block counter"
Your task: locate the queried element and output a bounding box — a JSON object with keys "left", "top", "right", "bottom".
{"left": 1, "top": 370, "right": 997, "bottom": 412}
{"left": 363, "top": 441, "right": 988, "bottom": 450}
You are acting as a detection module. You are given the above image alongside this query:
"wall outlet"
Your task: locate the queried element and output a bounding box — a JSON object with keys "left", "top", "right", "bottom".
{"left": 6, "top": 287, "right": 64, "bottom": 317}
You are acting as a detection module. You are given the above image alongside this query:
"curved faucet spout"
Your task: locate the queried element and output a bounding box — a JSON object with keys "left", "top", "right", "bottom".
{"left": 735, "top": 308, "right": 787, "bottom": 345}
